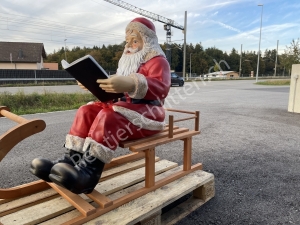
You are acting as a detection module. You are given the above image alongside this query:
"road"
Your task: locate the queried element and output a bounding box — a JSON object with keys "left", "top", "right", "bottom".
{"left": 0, "top": 80, "right": 299, "bottom": 225}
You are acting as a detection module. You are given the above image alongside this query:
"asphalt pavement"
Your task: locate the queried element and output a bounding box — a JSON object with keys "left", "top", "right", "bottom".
{"left": 0, "top": 80, "right": 299, "bottom": 225}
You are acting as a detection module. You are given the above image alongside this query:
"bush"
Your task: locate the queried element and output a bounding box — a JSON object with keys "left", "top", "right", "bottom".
{"left": 256, "top": 80, "right": 290, "bottom": 85}
{"left": 0, "top": 91, "right": 96, "bottom": 115}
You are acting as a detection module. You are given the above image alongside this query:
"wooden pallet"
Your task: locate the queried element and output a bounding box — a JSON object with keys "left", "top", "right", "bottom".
{"left": 0, "top": 158, "right": 215, "bottom": 225}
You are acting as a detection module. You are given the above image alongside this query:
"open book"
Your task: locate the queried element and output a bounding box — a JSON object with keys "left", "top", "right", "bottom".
{"left": 62, "top": 55, "right": 123, "bottom": 102}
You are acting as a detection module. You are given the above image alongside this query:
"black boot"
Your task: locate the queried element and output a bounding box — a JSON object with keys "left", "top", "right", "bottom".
{"left": 49, "top": 151, "right": 105, "bottom": 194}
{"left": 30, "top": 149, "right": 83, "bottom": 182}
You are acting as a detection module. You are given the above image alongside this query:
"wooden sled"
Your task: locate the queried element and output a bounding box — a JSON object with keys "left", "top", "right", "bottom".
{"left": 0, "top": 106, "right": 210, "bottom": 225}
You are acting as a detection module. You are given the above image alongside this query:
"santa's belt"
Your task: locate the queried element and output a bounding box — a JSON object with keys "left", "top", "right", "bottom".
{"left": 118, "top": 97, "right": 162, "bottom": 106}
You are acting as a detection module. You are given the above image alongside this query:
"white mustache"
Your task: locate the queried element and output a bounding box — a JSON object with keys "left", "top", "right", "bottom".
{"left": 124, "top": 47, "right": 139, "bottom": 54}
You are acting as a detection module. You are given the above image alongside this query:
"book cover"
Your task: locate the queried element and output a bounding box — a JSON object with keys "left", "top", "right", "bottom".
{"left": 62, "top": 55, "right": 123, "bottom": 102}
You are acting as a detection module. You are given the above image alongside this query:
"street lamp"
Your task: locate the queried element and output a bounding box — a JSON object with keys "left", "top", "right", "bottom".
{"left": 190, "top": 53, "right": 192, "bottom": 78}
{"left": 239, "top": 44, "right": 242, "bottom": 77}
{"left": 64, "top": 39, "right": 68, "bottom": 62}
{"left": 256, "top": 4, "right": 263, "bottom": 82}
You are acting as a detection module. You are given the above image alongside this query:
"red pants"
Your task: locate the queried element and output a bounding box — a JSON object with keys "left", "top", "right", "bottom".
{"left": 68, "top": 103, "right": 160, "bottom": 150}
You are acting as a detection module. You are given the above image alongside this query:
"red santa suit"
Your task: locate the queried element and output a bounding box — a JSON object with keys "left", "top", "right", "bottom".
{"left": 64, "top": 18, "right": 171, "bottom": 163}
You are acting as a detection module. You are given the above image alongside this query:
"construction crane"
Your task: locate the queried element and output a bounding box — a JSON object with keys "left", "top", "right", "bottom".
{"left": 103, "top": 0, "right": 186, "bottom": 68}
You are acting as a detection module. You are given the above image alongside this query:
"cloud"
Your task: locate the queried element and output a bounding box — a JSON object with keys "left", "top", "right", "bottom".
{"left": 215, "top": 21, "right": 241, "bottom": 33}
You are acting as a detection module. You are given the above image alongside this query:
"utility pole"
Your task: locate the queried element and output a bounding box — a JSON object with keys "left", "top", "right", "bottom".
{"left": 183, "top": 11, "right": 187, "bottom": 81}
{"left": 274, "top": 40, "right": 279, "bottom": 76}
{"left": 189, "top": 53, "right": 192, "bottom": 79}
{"left": 239, "top": 44, "right": 242, "bottom": 77}
{"left": 64, "top": 39, "right": 68, "bottom": 62}
{"left": 256, "top": 4, "right": 263, "bottom": 82}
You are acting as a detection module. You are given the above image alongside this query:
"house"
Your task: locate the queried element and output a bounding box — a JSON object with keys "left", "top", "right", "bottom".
{"left": 203, "top": 71, "right": 239, "bottom": 79}
{"left": 0, "top": 42, "right": 48, "bottom": 70}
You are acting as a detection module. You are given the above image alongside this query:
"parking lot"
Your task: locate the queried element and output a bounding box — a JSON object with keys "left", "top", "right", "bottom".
{"left": 1, "top": 80, "right": 299, "bottom": 224}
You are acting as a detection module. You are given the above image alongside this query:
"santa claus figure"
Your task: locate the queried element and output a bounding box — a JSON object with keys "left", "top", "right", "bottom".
{"left": 30, "top": 17, "right": 171, "bottom": 194}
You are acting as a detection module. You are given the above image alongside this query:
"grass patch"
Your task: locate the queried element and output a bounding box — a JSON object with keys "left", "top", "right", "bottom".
{"left": 0, "top": 91, "right": 96, "bottom": 115}
{"left": 256, "top": 79, "right": 290, "bottom": 85}
{"left": 0, "top": 81, "right": 77, "bottom": 87}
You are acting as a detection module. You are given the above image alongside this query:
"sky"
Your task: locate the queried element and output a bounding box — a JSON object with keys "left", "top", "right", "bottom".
{"left": 1, "top": 0, "right": 300, "bottom": 56}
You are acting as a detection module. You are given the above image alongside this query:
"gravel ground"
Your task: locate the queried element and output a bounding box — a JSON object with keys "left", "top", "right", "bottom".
{"left": 0, "top": 80, "right": 299, "bottom": 225}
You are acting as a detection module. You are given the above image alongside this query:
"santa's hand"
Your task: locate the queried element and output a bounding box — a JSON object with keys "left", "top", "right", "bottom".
{"left": 97, "top": 75, "right": 135, "bottom": 93}
{"left": 77, "top": 81, "right": 88, "bottom": 91}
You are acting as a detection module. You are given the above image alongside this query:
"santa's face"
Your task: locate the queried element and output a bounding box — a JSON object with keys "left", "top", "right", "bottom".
{"left": 124, "top": 29, "right": 143, "bottom": 54}
{"left": 116, "top": 29, "right": 147, "bottom": 76}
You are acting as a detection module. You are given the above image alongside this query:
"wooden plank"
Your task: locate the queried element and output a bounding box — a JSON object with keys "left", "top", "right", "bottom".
{"left": 162, "top": 178, "right": 215, "bottom": 225}
{"left": 97, "top": 160, "right": 178, "bottom": 196}
{"left": 165, "top": 108, "right": 196, "bottom": 114}
{"left": 104, "top": 152, "right": 145, "bottom": 170}
{"left": 0, "top": 189, "right": 56, "bottom": 217}
{"left": 195, "top": 111, "right": 200, "bottom": 131}
{"left": 119, "top": 127, "right": 186, "bottom": 148}
{"left": 0, "top": 160, "right": 177, "bottom": 225}
{"left": 145, "top": 148, "right": 155, "bottom": 188}
{"left": 83, "top": 170, "right": 213, "bottom": 225}
{"left": 39, "top": 166, "right": 185, "bottom": 225}
{"left": 130, "top": 130, "right": 200, "bottom": 152}
{"left": 48, "top": 183, "right": 96, "bottom": 217}
{"left": 86, "top": 190, "right": 113, "bottom": 208}
{"left": 183, "top": 137, "right": 192, "bottom": 171}
{"left": 173, "top": 116, "right": 197, "bottom": 123}
{"left": 168, "top": 115, "right": 174, "bottom": 138}
{"left": 161, "top": 197, "right": 206, "bottom": 225}
{"left": 0, "top": 157, "right": 155, "bottom": 216}
{"left": 0, "top": 199, "right": 12, "bottom": 205}
{"left": 0, "top": 179, "right": 49, "bottom": 200}
{"left": 193, "top": 179, "right": 215, "bottom": 202}
{"left": 59, "top": 164, "right": 202, "bottom": 225}
{"left": 101, "top": 157, "right": 159, "bottom": 181}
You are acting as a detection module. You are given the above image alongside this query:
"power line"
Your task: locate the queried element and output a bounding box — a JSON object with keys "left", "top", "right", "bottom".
{"left": 0, "top": 17, "right": 123, "bottom": 38}
{"left": 0, "top": 25, "right": 123, "bottom": 43}
{"left": 0, "top": 12, "right": 123, "bottom": 37}
{"left": 0, "top": 18, "right": 124, "bottom": 40}
{"left": 0, "top": 12, "right": 125, "bottom": 50}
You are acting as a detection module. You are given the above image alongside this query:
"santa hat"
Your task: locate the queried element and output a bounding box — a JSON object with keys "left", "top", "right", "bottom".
{"left": 126, "top": 17, "right": 157, "bottom": 39}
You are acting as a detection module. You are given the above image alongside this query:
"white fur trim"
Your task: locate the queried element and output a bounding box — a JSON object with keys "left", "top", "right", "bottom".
{"left": 112, "top": 105, "right": 165, "bottom": 131}
{"left": 65, "top": 134, "right": 85, "bottom": 153}
{"left": 83, "top": 137, "right": 114, "bottom": 163}
{"left": 127, "top": 73, "right": 148, "bottom": 99}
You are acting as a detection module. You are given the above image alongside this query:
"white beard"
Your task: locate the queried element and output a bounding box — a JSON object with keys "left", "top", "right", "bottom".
{"left": 116, "top": 47, "right": 147, "bottom": 76}
{"left": 116, "top": 34, "right": 166, "bottom": 76}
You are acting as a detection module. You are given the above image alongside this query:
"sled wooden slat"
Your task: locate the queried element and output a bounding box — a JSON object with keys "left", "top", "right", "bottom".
{"left": 129, "top": 130, "right": 200, "bottom": 152}
{"left": 0, "top": 157, "right": 158, "bottom": 217}
{"left": 0, "top": 160, "right": 178, "bottom": 225}
{"left": 118, "top": 126, "right": 184, "bottom": 148}
{"left": 48, "top": 183, "right": 96, "bottom": 217}
{"left": 86, "top": 190, "right": 113, "bottom": 209}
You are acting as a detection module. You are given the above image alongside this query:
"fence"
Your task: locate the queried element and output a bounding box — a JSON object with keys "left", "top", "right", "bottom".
{"left": 0, "top": 69, "right": 291, "bottom": 85}
{"left": 0, "top": 69, "right": 75, "bottom": 84}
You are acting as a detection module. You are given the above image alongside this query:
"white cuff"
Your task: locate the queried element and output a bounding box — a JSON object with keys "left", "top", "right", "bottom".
{"left": 127, "top": 73, "right": 148, "bottom": 99}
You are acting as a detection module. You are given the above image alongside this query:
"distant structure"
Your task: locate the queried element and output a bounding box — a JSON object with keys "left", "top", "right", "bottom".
{"left": 203, "top": 71, "right": 239, "bottom": 79}
{"left": 0, "top": 42, "right": 56, "bottom": 70}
